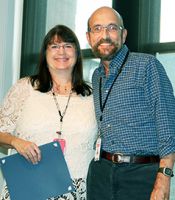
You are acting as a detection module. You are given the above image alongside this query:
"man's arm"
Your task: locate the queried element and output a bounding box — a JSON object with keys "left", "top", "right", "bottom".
{"left": 150, "top": 153, "right": 175, "bottom": 200}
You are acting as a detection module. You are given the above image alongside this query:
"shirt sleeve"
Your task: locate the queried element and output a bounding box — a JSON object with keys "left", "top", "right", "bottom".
{"left": 0, "top": 78, "right": 31, "bottom": 134}
{"left": 145, "top": 56, "right": 175, "bottom": 157}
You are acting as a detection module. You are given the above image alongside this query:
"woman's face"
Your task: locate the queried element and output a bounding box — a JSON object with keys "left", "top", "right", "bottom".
{"left": 46, "top": 36, "right": 77, "bottom": 74}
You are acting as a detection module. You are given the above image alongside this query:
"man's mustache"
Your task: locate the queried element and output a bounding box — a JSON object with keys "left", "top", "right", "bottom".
{"left": 96, "top": 38, "right": 114, "bottom": 47}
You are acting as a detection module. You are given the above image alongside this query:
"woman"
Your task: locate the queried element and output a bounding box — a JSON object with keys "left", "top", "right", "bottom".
{"left": 0, "top": 25, "right": 97, "bottom": 199}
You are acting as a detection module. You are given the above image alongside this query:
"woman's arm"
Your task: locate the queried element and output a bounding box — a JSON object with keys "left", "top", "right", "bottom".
{"left": 0, "top": 131, "right": 41, "bottom": 164}
{"left": 0, "top": 78, "right": 41, "bottom": 164}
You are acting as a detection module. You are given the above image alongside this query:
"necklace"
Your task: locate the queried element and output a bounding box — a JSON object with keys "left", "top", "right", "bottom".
{"left": 52, "top": 90, "right": 72, "bottom": 136}
{"left": 53, "top": 80, "right": 72, "bottom": 95}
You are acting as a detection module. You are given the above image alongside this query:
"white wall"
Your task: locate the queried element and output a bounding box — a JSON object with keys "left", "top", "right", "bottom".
{"left": 0, "top": 0, "right": 23, "bottom": 191}
{"left": 45, "top": 0, "right": 77, "bottom": 33}
{"left": 0, "top": 0, "right": 23, "bottom": 103}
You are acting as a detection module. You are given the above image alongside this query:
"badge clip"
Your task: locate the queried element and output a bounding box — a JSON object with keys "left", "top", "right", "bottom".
{"left": 94, "top": 137, "right": 101, "bottom": 161}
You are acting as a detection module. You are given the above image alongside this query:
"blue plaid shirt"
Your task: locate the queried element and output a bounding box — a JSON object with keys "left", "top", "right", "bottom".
{"left": 92, "top": 45, "right": 175, "bottom": 157}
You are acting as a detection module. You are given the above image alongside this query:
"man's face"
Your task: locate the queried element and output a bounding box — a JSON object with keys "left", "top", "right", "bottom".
{"left": 86, "top": 9, "right": 127, "bottom": 61}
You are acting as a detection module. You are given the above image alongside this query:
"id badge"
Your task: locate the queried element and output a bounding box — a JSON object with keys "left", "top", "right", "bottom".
{"left": 94, "top": 137, "right": 101, "bottom": 161}
{"left": 53, "top": 138, "right": 66, "bottom": 153}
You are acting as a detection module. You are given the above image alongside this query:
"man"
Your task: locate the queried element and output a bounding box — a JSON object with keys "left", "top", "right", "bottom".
{"left": 86, "top": 6, "right": 175, "bottom": 200}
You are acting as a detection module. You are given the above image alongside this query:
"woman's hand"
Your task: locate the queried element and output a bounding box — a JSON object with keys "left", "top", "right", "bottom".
{"left": 11, "top": 137, "right": 41, "bottom": 164}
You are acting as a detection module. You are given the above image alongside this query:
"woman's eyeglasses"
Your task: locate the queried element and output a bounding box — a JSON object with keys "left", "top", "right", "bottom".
{"left": 48, "top": 43, "right": 74, "bottom": 51}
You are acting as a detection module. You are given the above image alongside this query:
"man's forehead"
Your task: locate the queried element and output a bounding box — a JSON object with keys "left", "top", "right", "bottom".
{"left": 89, "top": 8, "right": 120, "bottom": 26}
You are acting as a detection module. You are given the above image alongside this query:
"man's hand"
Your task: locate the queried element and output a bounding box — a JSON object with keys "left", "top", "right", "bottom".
{"left": 150, "top": 173, "right": 170, "bottom": 200}
{"left": 150, "top": 153, "right": 175, "bottom": 200}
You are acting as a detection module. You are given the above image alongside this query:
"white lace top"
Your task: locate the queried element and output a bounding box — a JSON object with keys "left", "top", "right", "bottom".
{"left": 0, "top": 77, "right": 98, "bottom": 179}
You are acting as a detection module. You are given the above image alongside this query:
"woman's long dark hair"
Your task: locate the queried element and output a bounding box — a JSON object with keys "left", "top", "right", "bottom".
{"left": 30, "top": 25, "right": 92, "bottom": 96}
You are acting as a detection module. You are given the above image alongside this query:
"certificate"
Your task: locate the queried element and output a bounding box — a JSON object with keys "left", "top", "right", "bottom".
{"left": 0, "top": 141, "right": 74, "bottom": 200}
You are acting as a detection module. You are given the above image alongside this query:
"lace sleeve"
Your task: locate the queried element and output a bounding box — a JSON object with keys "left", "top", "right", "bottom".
{"left": 0, "top": 77, "right": 31, "bottom": 134}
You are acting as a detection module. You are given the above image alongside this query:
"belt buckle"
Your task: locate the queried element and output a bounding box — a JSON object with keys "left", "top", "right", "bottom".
{"left": 112, "top": 153, "right": 124, "bottom": 163}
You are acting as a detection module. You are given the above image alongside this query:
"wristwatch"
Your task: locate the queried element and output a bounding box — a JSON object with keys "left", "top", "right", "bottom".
{"left": 158, "top": 167, "right": 174, "bottom": 177}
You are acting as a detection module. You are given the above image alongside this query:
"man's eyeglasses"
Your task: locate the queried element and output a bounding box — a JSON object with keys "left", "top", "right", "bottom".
{"left": 48, "top": 43, "right": 74, "bottom": 51}
{"left": 88, "top": 24, "right": 123, "bottom": 34}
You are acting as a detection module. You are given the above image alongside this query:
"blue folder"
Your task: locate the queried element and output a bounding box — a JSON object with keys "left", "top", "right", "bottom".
{"left": 0, "top": 141, "right": 74, "bottom": 200}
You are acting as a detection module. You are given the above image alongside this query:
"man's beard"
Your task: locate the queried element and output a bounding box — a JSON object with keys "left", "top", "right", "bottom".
{"left": 92, "top": 38, "right": 120, "bottom": 61}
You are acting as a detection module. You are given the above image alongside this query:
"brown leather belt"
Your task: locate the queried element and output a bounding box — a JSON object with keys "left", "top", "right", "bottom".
{"left": 101, "top": 151, "right": 160, "bottom": 164}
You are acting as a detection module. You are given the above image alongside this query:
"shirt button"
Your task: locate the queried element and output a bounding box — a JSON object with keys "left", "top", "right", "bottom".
{"left": 105, "top": 90, "right": 108, "bottom": 93}
{"left": 107, "top": 124, "right": 111, "bottom": 127}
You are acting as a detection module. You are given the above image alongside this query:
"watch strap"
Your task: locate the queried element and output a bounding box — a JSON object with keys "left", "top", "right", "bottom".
{"left": 158, "top": 167, "right": 174, "bottom": 177}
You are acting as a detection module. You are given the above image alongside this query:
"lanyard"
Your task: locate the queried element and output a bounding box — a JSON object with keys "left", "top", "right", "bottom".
{"left": 52, "top": 91, "right": 72, "bottom": 135}
{"left": 99, "top": 50, "right": 129, "bottom": 123}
